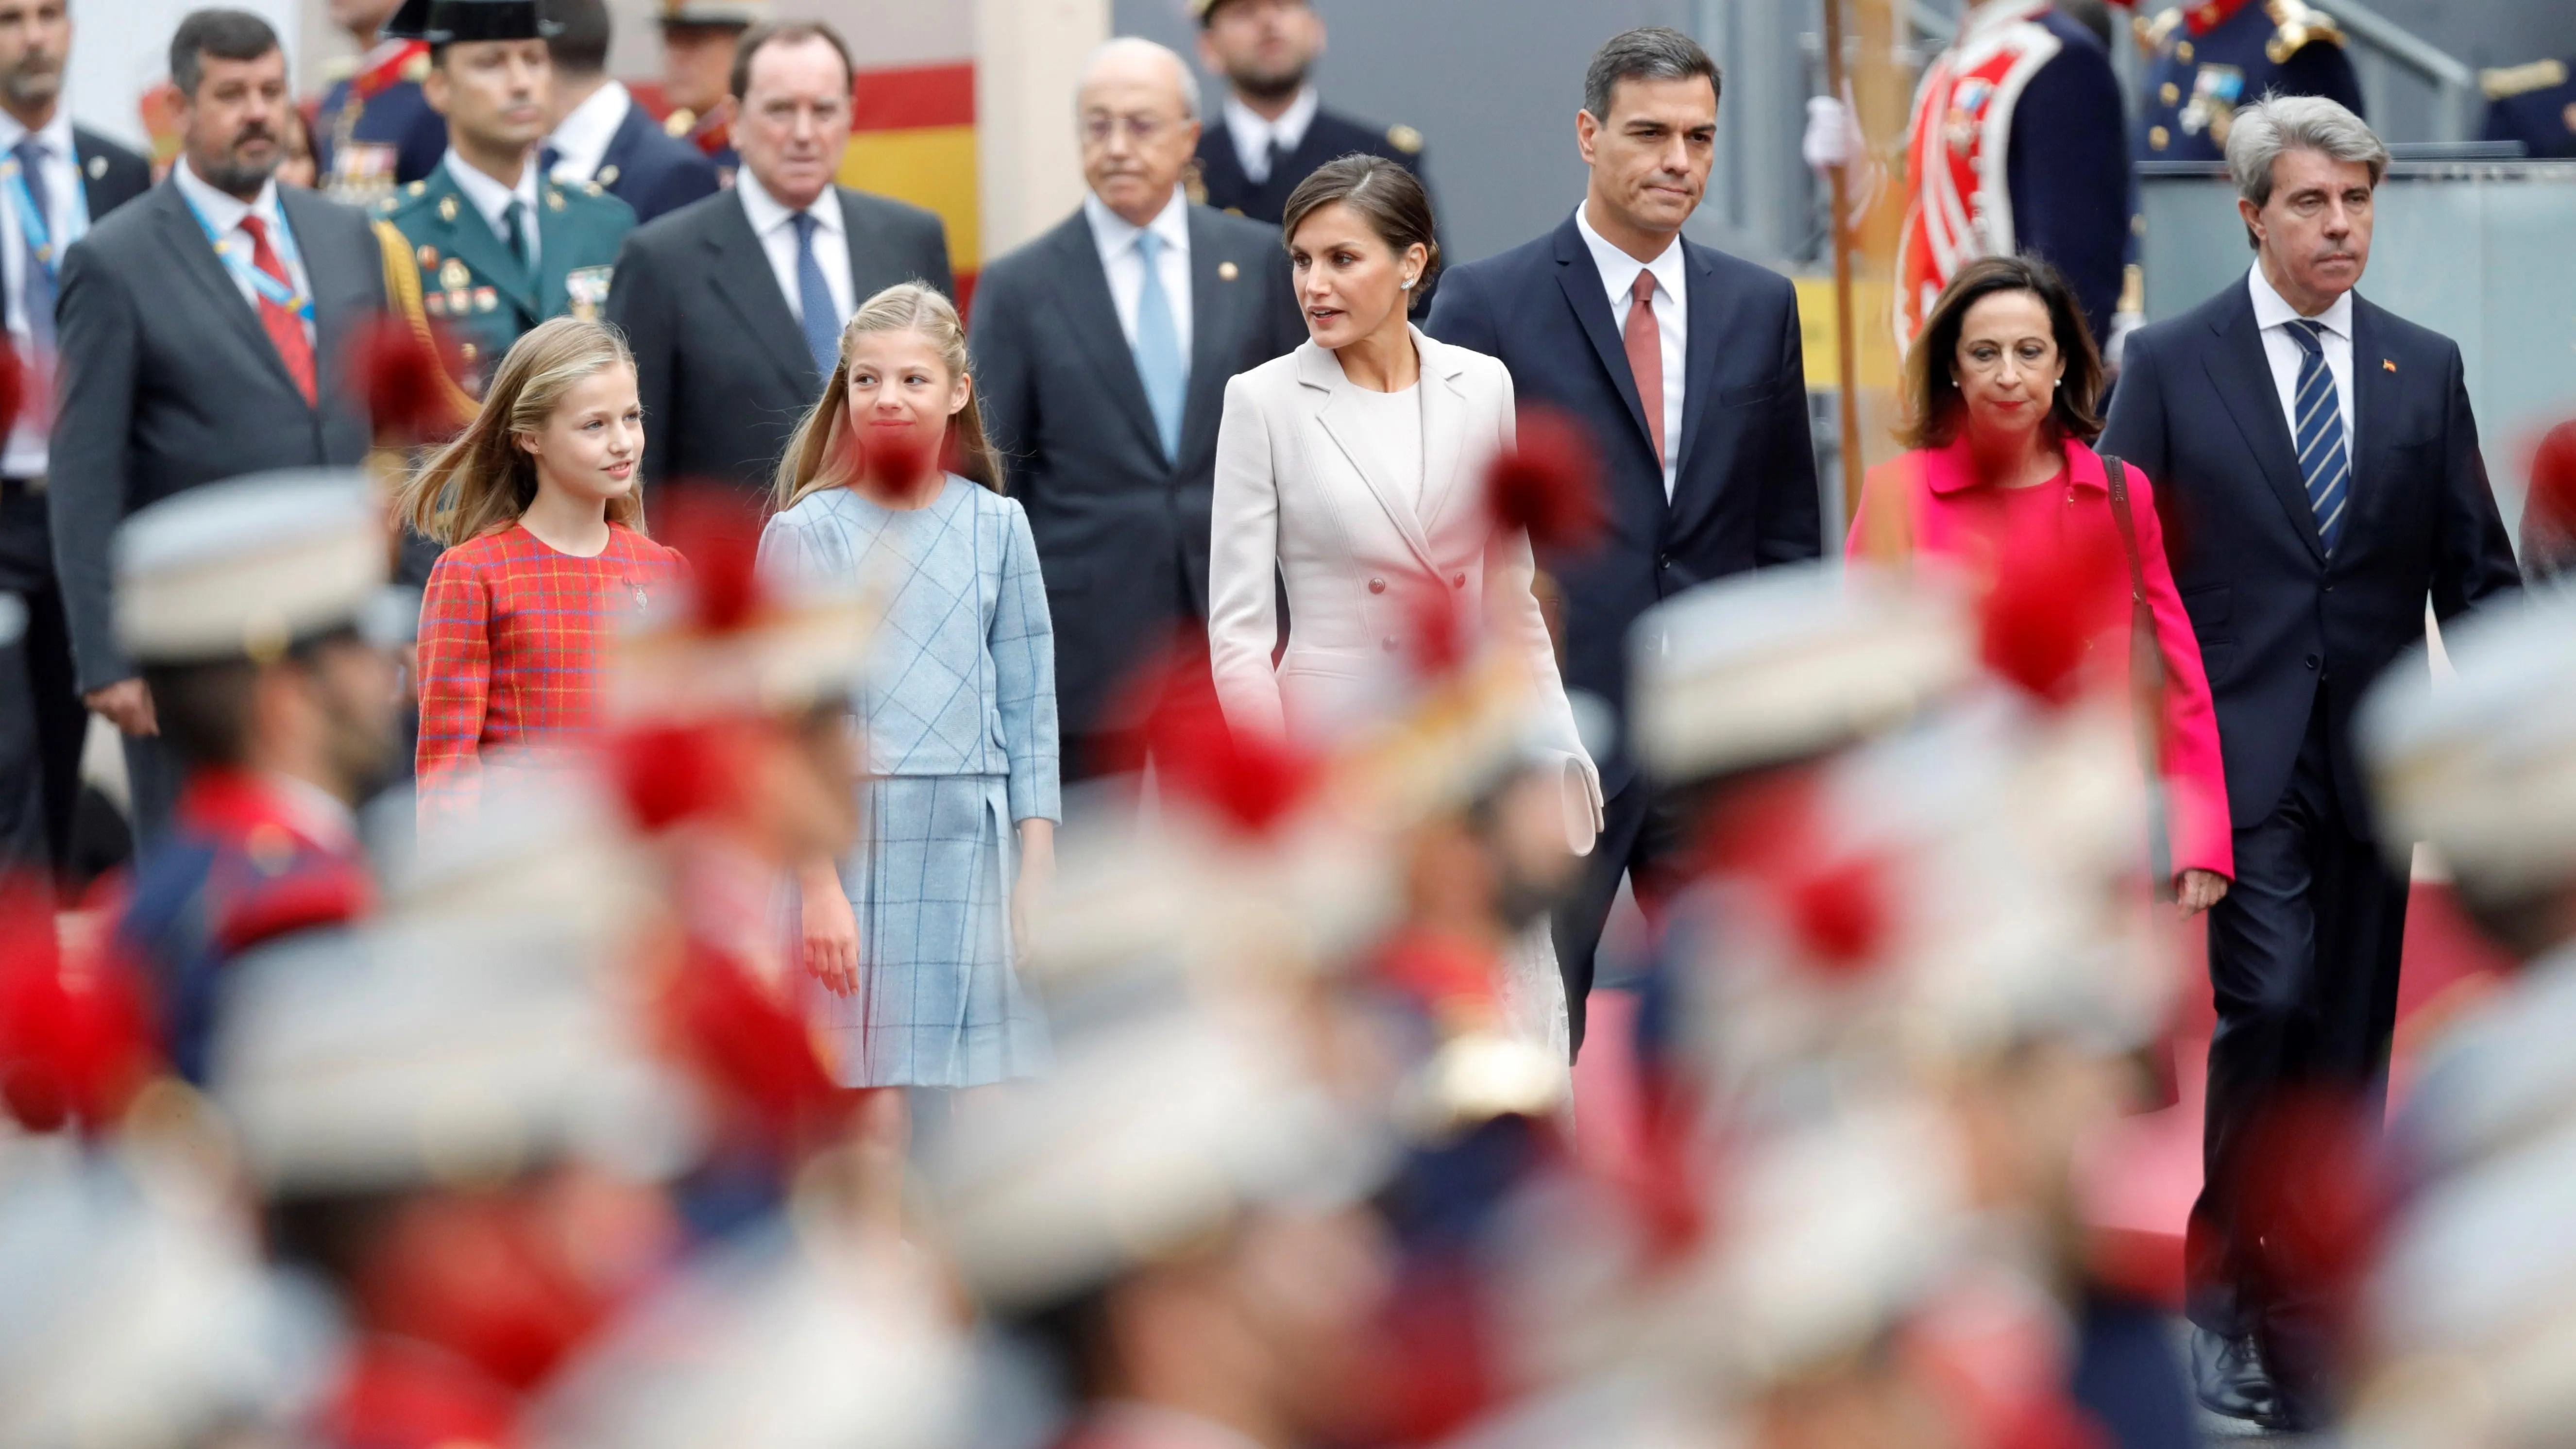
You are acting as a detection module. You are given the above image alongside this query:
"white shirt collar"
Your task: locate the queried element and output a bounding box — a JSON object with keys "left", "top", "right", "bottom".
{"left": 173, "top": 155, "right": 281, "bottom": 236}
{"left": 1223, "top": 85, "right": 1320, "bottom": 156}
{"left": 1084, "top": 185, "right": 1190, "bottom": 260}
{"left": 737, "top": 165, "right": 844, "bottom": 237}
{"left": 545, "top": 78, "right": 630, "bottom": 180}
{"left": 2248, "top": 264, "right": 2353, "bottom": 340}
{"left": 0, "top": 107, "right": 74, "bottom": 163}
{"left": 1572, "top": 201, "right": 1684, "bottom": 301}
{"left": 441, "top": 146, "right": 541, "bottom": 239}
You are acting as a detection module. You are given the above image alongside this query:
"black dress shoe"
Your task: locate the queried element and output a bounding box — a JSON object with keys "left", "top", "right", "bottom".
{"left": 2191, "top": 1327, "right": 2279, "bottom": 1422}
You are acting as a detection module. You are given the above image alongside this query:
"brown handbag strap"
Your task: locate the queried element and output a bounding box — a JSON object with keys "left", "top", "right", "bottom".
{"left": 2100, "top": 450, "right": 2165, "bottom": 689}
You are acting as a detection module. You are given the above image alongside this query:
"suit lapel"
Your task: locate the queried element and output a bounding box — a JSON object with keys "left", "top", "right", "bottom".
{"left": 2202, "top": 285, "right": 2325, "bottom": 565}
{"left": 150, "top": 186, "right": 299, "bottom": 399}
{"left": 1672, "top": 241, "right": 1722, "bottom": 479}
{"left": 1302, "top": 345, "right": 1439, "bottom": 573}
{"left": 72, "top": 134, "right": 111, "bottom": 221}
{"left": 2349, "top": 296, "right": 2400, "bottom": 539}
{"left": 280, "top": 187, "right": 360, "bottom": 407}
{"left": 1414, "top": 330, "right": 1471, "bottom": 537}
{"left": 704, "top": 197, "right": 820, "bottom": 395}
{"left": 1549, "top": 219, "right": 1654, "bottom": 460}
{"left": 1041, "top": 212, "right": 1165, "bottom": 465}
{"left": 1179, "top": 206, "right": 1237, "bottom": 463}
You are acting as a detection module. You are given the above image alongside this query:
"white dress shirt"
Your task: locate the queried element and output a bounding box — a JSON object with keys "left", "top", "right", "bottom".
{"left": 544, "top": 78, "right": 631, "bottom": 185}
{"left": 1083, "top": 186, "right": 1193, "bottom": 359}
{"left": 442, "top": 148, "right": 543, "bottom": 270}
{"left": 0, "top": 108, "right": 80, "bottom": 476}
{"left": 1573, "top": 202, "right": 1686, "bottom": 500}
{"left": 737, "top": 168, "right": 853, "bottom": 327}
{"left": 2248, "top": 264, "right": 2356, "bottom": 453}
{"left": 1224, "top": 85, "right": 1319, "bottom": 185}
{"left": 171, "top": 157, "right": 313, "bottom": 338}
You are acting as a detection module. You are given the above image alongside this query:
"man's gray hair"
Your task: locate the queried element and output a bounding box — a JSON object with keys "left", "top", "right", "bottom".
{"left": 2225, "top": 92, "right": 2390, "bottom": 210}
{"left": 1077, "top": 36, "right": 1202, "bottom": 119}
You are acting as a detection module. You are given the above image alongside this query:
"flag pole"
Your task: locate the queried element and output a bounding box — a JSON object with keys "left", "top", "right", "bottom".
{"left": 1820, "top": 0, "right": 1868, "bottom": 532}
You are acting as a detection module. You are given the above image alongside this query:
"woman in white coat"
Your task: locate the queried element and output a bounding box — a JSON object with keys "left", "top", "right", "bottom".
{"left": 1208, "top": 154, "right": 1601, "bottom": 1064}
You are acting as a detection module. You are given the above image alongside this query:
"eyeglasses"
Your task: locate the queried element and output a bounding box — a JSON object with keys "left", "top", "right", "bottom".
{"left": 1082, "top": 112, "right": 1177, "bottom": 146}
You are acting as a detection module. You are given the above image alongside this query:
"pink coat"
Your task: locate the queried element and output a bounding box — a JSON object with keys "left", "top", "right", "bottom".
{"left": 1848, "top": 437, "right": 2233, "bottom": 881}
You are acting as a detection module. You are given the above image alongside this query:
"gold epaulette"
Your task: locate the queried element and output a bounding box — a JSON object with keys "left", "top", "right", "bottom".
{"left": 2482, "top": 58, "right": 2570, "bottom": 101}
{"left": 1387, "top": 123, "right": 1424, "bottom": 155}
{"left": 2134, "top": 6, "right": 2185, "bottom": 51}
{"left": 663, "top": 106, "right": 696, "bottom": 138}
{"left": 371, "top": 219, "right": 481, "bottom": 421}
{"left": 2265, "top": 0, "right": 2345, "bottom": 65}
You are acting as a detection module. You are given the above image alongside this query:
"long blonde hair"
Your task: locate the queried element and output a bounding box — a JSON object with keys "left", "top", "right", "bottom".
{"left": 400, "top": 317, "right": 647, "bottom": 546}
{"left": 772, "top": 282, "right": 1004, "bottom": 512}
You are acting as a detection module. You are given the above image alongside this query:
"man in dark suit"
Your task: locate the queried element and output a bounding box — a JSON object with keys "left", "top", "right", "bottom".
{"left": 1427, "top": 26, "right": 1820, "bottom": 1053}
{"left": 969, "top": 37, "right": 1303, "bottom": 782}
{"left": 0, "top": 0, "right": 149, "bottom": 886}
{"left": 50, "top": 8, "right": 387, "bottom": 845}
{"left": 608, "top": 18, "right": 951, "bottom": 496}
{"left": 2099, "top": 95, "right": 2518, "bottom": 1432}
{"left": 1187, "top": 0, "right": 1427, "bottom": 226}
{"left": 539, "top": 0, "right": 719, "bottom": 224}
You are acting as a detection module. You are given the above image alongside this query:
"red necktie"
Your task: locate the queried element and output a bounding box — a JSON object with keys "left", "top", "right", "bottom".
{"left": 1624, "top": 270, "right": 1665, "bottom": 468}
{"left": 237, "top": 215, "right": 317, "bottom": 407}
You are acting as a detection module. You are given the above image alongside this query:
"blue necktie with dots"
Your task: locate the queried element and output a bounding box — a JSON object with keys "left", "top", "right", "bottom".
{"left": 792, "top": 212, "right": 840, "bottom": 378}
{"left": 2286, "top": 319, "right": 2350, "bottom": 555}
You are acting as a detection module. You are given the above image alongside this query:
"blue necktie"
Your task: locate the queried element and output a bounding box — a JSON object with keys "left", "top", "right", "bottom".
{"left": 791, "top": 212, "right": 840, "bottom": 378}
{"left": 1131, "top": 230, "right": 1186, "bottom": 462}
{"left": 2286, "top": 319, "right": 2350, "bottom": 555}
{"left": 12, "top": 135, "right": 52, "bottom": 354}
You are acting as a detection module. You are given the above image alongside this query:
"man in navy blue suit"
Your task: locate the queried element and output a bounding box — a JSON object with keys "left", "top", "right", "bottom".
{"left": 1426, "top": 26, "right": 1820, "bottom": 1054}
{"left": 2101, "top": 95, "right": 2518, "bottom": 1432}
{"left": 540, "top": 0, "right": 720, "bottom": 224}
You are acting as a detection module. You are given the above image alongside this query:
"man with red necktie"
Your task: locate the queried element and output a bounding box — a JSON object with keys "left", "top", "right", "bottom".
{"left": 50, "top": 7, "right": 389, "bottom": 845}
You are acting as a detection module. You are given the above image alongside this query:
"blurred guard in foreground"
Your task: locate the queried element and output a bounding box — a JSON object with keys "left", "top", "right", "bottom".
{"left": 106, "top": 472, "right": 401, "bottom": 1086}
{"left": 315, "top": 0, "right": 447, "bottom": 203}
{"left": 374, "top": 0, "right": 634, "bottom": 395}
{"left": 654, "top": 0, "right": 758, "bottom": 181}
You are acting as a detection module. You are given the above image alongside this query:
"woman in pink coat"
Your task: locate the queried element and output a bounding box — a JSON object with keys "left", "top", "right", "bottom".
{"left": 1850, "top": 255, "right": 2232, "bottom": 910}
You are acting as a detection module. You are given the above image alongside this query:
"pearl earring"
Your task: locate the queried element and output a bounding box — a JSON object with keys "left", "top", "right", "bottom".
{"left": 1400, "top": 277, "right": 1415, "bottom": 291}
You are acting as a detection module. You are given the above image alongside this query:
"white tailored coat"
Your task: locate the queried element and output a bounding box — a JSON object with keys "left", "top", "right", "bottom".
{"left": 1209, "top": 327, "right": 1603, "bottom": 1066}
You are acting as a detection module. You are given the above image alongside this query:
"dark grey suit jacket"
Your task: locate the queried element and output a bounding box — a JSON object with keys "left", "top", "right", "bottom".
{"left": 606, "top": 185, "right": 953, "bottom": 495}
{"left": 49, "top": 180, "right": 386, "bottom": 691}
{"left": 968, "top": 202, "right": 1304, "bottom": 744}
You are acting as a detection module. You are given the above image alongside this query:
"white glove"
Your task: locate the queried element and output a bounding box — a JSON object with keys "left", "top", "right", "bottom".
{"left": 1802, "top": 93, "right": 1862, "bottom": 173}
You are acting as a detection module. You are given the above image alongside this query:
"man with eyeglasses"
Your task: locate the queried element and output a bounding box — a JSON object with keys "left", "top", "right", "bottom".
{"left": 968, "top": 37, "right": 1302, "bottom": 786}
{"left": 606, "top": 17, "right": 952, "bottom": 497}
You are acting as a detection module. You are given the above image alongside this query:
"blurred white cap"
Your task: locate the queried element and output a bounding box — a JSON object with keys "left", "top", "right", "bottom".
{"left": 1631, "top": 561, "right": 1975, "bottom": 784}
{"left": 114, "top": 471, "right": 397, "bottom": 665}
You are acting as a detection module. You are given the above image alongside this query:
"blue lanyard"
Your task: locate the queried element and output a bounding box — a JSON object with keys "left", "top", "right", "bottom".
{"left": 178, "top": 189, "right": 312, "bottom": 324}
{"left": 0, "top": 146, "right": 85, "bottom": 282}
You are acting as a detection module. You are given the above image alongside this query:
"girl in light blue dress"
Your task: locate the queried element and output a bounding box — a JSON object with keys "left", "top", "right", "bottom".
{"left": 759, "top": 283, "right": 1058, "bottom": 1089}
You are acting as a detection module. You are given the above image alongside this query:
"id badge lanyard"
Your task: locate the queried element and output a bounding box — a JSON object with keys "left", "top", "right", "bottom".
{"left": 178, "top": 188, "right": 314, "bottom": 327}
{"left": 0, "top": 148, "right": 89, "bottom": 285}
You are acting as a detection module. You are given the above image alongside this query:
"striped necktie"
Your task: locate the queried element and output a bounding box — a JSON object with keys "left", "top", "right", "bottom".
{"left": 2285, "top": 318, "right": 2350, "bottom": 555}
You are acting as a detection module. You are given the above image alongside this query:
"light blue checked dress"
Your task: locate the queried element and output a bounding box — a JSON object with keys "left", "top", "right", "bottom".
{"left": 759, "top": 477, "right": 1061, "bottom": 1087}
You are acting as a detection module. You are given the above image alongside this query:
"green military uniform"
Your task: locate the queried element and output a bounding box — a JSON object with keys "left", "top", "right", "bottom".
{"left": 373, "top": 159, "right": 634, "bottom": 393}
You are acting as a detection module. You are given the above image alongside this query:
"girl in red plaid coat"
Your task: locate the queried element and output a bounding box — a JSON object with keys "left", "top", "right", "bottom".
{"left": 402, "top": 318, "right": 684, "bottom": 816}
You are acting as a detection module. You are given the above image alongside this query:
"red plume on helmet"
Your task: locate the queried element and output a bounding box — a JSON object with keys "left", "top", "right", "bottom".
{"left": 0, "top": 334, "right": 25, "bottom": 439}
{"left": 2521, "top": 418, "right": 2576, "bottom": 564}
{"left": 659, "top": 941, "right": 846, "bottom": 1149}
{"left": 1702, "top": 772, "right": 1893, "bottom": 977}
{"left": 0, "top": 873, "right": 159, "bottom": 1134}
{"left": 1978, "top": 505, "right": 2126, "bottom": 707}
{"left": 1116, "top": 636, "right": 1319, "bottom": 839}
{"left": 1482, "top": 405, "right": 1606, "bottom": 555}
{"left": 350, "top": 313, "right": 470, "bottom": 446}
{"left": 649, "top": 483, "right": 767, "bottom": 633}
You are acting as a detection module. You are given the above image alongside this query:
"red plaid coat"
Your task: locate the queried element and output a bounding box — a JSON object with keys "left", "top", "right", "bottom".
{"left": 414, "top": 523, "right": 684, "bottom": 812}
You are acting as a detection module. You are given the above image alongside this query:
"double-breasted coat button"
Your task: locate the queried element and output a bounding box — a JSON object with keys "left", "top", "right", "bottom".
{"left": 1381, "top": 636, "right": 1399, "bottom": 652}
{"left": 1452, "top": 573, "right": 1467, "bottom": 588}
{"left": 1368, "top": 576, "right": 1387, "bottom": 593}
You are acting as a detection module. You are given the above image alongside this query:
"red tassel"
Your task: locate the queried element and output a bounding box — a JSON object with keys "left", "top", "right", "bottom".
{"left": 0, "top": 333, "right": 25, "bottom": 439}
{"left": 0, "top": 873, "right": 159, "bottom": 1134}
{"left": 1704, "top": 774, "right": 1891, "bottom": 977}
{"left": 647, "top": 484, "right": 766, "bottom": 632}
{"left": 2524, "top": 418, "right": 2576, "bottom": 554}
{"left": 659, "top": 942, "right": 844, "bottom": 1145}
{"left": 1481, "top": 405, "right": 1606, "bottom": 554}
{"left": 350, "top": 313, "right": 468, "bottom": 445}
{"left": 607, "top": 722, "right": 750, "bottom": 831}
{"left": 1116, "top": 639, "right": 1319, "bottom": 838}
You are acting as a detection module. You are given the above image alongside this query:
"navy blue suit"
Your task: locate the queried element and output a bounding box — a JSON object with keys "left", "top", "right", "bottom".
{"left": 590, "top": 97, "right": 722, "bottom": 225}
{"left": 1427, "top": 214, "right": 1821, "bottom": 1048}
{"left": 2007, "top": 6, "right": 2133, "bottom": 350}
{"left": 1196, "top": 105, "right": 1426, "bottom": 227}
{"left": 2100, "top": 276, "right": 2516, "bottom": 1392}
{"left": 2481, "top": 57, "right": 2576, "bottom": 159}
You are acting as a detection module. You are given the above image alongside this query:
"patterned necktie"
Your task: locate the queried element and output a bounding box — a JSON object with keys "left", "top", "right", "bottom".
{"left": 11, "top": 135, "right": 52, "bottom": 356}
{"left": 236, "top": 214, "right": 316, "bottom": 407}
{"left": 1130, "top": 230, "right": 1186, "bottom": 462}
{"left": 2285, "top": 318, "right": 2349, "bottom": 554}
{"left": 1624, "top": 269, "right": 1665, "bottom": 469}
{"left": 791, "top": 212, "right": 840, "bottom": 378}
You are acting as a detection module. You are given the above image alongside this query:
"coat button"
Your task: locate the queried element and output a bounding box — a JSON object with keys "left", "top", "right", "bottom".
{"left": 1381, "top": 636, "right": 1399, "bottom": 652}
{"left": 1452, "top": 573, "right": 1467, "bottom": 589}
{"left": 1368, "top": 576, "right": 1387, "bottom": 594}
{"left": 2305, "top": 654, "right": 2321, "bottom": 670}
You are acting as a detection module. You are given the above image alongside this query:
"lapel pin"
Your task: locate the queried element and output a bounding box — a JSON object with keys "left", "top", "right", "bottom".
{"left": 1217, "top": 260, "right": 1239, "bottom": 282}
{"left": 85, "top": 154, "right": 105, "bottom": 180}
{"left": 2382, "top": 358, "right": 2396, "bottom": 372}
{"left": 437, "top": 195, "right": 458, "bottom": 223}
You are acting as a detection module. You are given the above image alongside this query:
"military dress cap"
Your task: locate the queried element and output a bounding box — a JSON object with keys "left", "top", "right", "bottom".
{"left": 206, "top": 912, "right": 703, "bottom": 1197}
{"left": 393, "top": 0, "right": 563, "bottom": 44}
{"left": 926, "top": 995, "right": 1390, "bottom": 1313}
{"left": 607, "top": 574, "right": 877, "bottom": 725}
{"left": 1630, "top": 561, "right": 1976, "bottom": 784}
{"left": 657, "top": 0, "right": 763, "bottom": 25}
{"left": 0, "top": 1147, "right": 336, "bottom": 1449}
{"left": 113, "top": 471, "right": 396, "bottom": 667}
{"left": 2359, "top": 589, "right": 2576, "bottom": 899}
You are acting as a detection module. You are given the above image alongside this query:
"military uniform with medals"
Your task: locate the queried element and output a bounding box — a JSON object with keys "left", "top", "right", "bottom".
{"left": 314, "top": 37, "right": 449, "bottom": 204}
{"left": 661, "top": 95, "right": 739, "bottom": 186}
{"left": 2480, "top": 56, "right": 2576, "bottom": 160}
{"left": 2132, "top": 0, "right": 2363, "bottom": 162}
{"left": 374, "top": 164, "right": 634, "bottom": 394}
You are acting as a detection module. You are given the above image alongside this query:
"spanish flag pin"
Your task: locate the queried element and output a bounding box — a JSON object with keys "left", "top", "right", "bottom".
{"left": 2383, "top": 358, "right": 2397, "bottom": 372}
